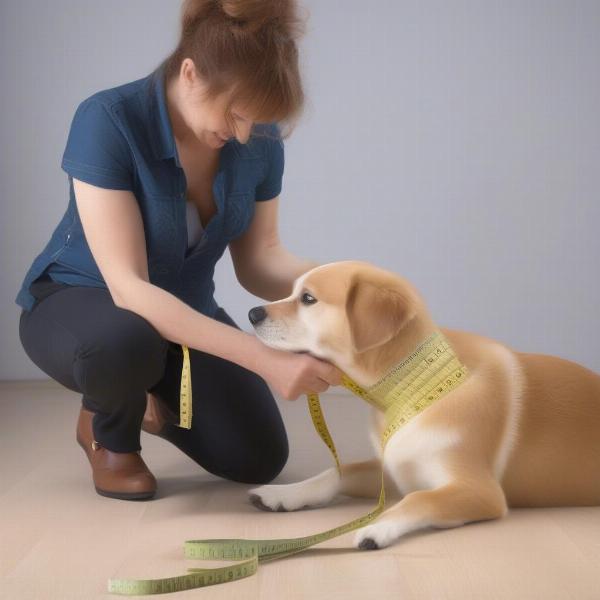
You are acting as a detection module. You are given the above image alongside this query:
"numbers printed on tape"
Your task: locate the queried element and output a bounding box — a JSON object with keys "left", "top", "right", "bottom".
{"left": 178, "top": 345, "right": 192, "bottom": 429}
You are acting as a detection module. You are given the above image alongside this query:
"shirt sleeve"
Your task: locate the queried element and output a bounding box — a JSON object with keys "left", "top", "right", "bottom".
{"left": 255, "top": 124, "right": 284, "bottom": 201}
{"left": 60, "top": 97, "right": 135, "bottom": 191}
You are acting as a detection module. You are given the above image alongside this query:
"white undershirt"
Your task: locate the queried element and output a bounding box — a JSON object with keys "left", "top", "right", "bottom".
{"left": 185, "top": 200, "right": 204, "bottom": 249}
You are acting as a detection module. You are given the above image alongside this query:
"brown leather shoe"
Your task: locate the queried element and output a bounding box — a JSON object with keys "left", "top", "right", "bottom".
{"left": 76, "top": 407, "right": 157, "bottom": 500}
{"left": 142, "top": 391, "right": 179, "bottom": 435}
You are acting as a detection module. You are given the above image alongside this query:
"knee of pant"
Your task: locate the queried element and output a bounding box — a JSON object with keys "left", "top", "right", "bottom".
{"left": 231, "top": 431, "right": 290, "bottom": 485}
{"left": 73, "top": 312, "right": 169, "bottom": 400}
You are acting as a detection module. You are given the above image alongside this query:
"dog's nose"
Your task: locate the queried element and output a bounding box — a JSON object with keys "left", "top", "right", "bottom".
{"left": 248, "top": 306, "right": 267, "bottom": 325}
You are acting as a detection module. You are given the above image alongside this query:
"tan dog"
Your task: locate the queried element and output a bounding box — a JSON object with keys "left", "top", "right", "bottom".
{"left": 247, "top": 260, "right": 600, "bottom": 550}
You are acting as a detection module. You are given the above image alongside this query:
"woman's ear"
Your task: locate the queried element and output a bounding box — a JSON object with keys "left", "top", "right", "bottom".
{"left": 345, "top": 276, "right": 417, "bottom": 354}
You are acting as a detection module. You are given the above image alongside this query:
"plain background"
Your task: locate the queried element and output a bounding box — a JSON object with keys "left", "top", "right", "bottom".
{"left": 2, "top": 0, "right": 599, "bottom": 380}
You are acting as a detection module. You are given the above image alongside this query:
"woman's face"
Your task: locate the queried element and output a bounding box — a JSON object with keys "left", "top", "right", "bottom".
{"left": 174, "top": 58, "right": 255, "bottom": 148}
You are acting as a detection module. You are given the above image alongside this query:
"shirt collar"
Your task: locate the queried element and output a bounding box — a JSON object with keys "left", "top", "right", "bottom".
{"left": 146, "top": 64, "right": 182, "bottom": 166}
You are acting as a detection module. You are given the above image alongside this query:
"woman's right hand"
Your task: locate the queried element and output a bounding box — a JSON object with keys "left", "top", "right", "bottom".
{"left": 255, "top": 345, "right": 344, "bottom": 401}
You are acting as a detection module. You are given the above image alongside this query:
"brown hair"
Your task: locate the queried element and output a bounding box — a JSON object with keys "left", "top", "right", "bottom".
{"left": 158, "top": 0, "right": 307, "bottom": 140}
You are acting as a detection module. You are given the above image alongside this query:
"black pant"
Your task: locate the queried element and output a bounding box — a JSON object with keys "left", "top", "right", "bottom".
{"left": 18, "top": 276, "right": 289, "bottom": 485}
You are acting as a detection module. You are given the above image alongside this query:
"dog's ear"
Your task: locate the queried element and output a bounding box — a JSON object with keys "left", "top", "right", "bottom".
{"left": 345, "top": 276, "right": 417, "bottom": 354}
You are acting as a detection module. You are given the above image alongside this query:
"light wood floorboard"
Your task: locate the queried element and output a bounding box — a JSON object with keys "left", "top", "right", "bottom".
{"left": 1, "top": 380, "right": 598, "bottom": 599}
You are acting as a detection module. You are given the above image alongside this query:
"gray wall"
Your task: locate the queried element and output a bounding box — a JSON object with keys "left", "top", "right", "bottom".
{"left": 2, "top": 0, "right": 599, "bottom": 380}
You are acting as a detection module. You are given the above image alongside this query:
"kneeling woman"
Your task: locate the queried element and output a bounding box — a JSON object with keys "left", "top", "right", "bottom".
{"left": 16, "top": 0, "right": 342, "bottom": 501}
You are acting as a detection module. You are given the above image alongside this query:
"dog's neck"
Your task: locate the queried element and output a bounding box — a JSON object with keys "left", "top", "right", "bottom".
{"left": 340, "top": 330, "right": 469, "bottom": 423}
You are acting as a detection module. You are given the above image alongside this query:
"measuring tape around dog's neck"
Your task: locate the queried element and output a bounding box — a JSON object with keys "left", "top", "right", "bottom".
{"left": 108, "top": 330, "right": 468, "bottom": 595}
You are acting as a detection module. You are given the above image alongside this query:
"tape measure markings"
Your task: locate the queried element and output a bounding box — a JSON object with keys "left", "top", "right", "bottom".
{"left": 178, "top": 344, "right": 192, "bottom": 429}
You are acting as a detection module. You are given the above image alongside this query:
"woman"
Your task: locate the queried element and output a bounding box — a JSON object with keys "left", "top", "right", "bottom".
{"left": 16, "top": 0, "right": 342, "bottom": 501}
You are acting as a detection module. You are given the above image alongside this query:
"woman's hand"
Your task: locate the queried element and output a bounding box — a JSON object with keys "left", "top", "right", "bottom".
{"left": 255, "top": 345, "right": 344, "bottom": 401}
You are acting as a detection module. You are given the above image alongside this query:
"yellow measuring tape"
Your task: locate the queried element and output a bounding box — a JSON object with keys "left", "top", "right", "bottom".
{"left": 178, "top": 345, "right": 192, "bottom": 429}
{"left": 108, "top": 330, "right": 468, "bottom": 595}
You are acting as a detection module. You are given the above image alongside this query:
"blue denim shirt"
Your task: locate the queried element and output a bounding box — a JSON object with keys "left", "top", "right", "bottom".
{"left": 15, "top": 63, "right": 284, "bottom": 316}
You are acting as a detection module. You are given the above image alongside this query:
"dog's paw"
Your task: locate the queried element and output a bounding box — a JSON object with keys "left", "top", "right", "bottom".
{"left": 248, "top": 467, "right": 341, "bottom": 512}
{"left": 248, "top": 485, "right": 312, "bottom": 512}
{"left": 354, "top": 520, "right": 404, "bottom": 550}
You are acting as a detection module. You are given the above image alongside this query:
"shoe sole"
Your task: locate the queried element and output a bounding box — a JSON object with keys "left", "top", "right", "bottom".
{"left": 95, "top": 486, "right": 156, "bottom": 500}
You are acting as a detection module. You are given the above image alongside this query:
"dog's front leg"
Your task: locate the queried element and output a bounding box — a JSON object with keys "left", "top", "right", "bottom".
{"left": 354, "top": 479, "right": 508, "bottom": 550}
{"left": 248, "top": 458, "right": 396, "bottom": 512}
{"left": 248, "top": 466, "right": 342, "bottom": 512}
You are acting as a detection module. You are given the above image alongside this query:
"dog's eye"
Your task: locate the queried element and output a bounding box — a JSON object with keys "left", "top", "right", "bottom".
{"left": 301, "top": 292, "right": 317, "bottom": 305}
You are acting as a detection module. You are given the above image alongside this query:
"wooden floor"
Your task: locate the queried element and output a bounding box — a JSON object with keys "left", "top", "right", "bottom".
{"left": 1, "top": 379, "right": 599, "bottom": 599}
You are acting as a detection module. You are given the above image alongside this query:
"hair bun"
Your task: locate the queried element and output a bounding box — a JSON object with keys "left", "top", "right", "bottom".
{"left": 219, "top": 0, "right": 304, "bottom": 38}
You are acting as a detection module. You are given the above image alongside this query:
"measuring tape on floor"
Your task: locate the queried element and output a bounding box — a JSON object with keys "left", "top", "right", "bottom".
{"left": 108, "top": 330, "right": 468, "bottom": 595}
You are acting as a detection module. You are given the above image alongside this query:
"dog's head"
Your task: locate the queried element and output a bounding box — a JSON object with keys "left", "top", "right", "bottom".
{"left": 248, "top": 260, "right": 432, "bottom": 383}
